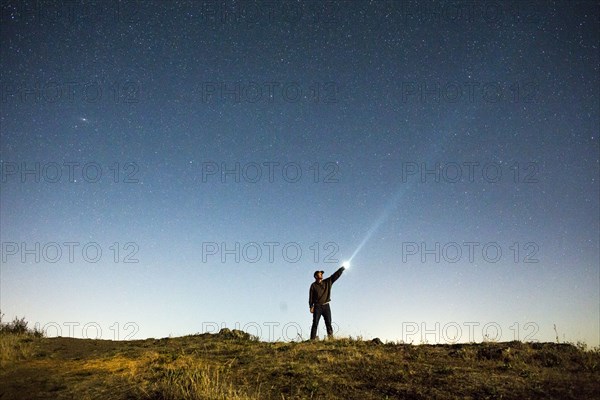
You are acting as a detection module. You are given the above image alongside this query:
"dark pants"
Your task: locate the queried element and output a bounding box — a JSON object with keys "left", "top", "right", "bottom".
{"left": 310, "top": 303, "right": 333, "bottom": 340}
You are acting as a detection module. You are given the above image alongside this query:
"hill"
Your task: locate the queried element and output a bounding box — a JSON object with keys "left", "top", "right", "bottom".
{"left": 1, "top": 328, "right": 599, "bottom": 399}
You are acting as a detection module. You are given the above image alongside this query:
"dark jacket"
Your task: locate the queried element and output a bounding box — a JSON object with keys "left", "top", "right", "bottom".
{"left": 309, "top": 267, "right": 345, "bottom": 308}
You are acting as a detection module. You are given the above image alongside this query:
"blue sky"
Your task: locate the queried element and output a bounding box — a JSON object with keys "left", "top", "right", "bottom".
{"left": 1, "top": 0, "right": 598, "bottom": 346}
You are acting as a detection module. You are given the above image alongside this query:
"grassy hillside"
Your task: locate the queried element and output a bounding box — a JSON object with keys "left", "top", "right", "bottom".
{"left": 1, "top": 327, "right": 599, "bottom": 400}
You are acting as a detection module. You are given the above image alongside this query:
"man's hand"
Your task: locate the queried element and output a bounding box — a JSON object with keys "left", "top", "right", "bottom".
{"left": 310, "top": 307, "right": 314, "bottom": 314}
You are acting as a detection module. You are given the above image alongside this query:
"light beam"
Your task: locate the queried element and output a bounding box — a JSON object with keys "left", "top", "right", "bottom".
{"left": 347, "top": 187, "right": 406, "bottom": 264}
{"left": 346, "top": 139, "right": 448, "bottom": 266}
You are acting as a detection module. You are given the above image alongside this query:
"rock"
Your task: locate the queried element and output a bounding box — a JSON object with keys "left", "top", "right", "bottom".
{"left": 219, "top": 328, "right": 232, "bottom": 336}
{"left": 217, "top": 328, "right": 253, "bottom": 340}
{"left": 372, "top": 338, "right": 383, "bottom": 345}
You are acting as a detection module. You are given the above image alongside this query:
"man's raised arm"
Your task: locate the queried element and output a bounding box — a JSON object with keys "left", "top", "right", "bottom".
{"left": 329, "top": 266, "right": 345, "bottom": 284}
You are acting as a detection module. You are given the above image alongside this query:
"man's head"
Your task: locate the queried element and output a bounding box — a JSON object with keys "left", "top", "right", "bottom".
{"left": 313, "top": 270, "right": 324, "bottom": 282}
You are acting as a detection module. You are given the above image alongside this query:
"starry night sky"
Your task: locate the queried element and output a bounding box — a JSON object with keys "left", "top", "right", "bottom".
{"left": 1, "top": 1, "right": 598, "bottom": 345}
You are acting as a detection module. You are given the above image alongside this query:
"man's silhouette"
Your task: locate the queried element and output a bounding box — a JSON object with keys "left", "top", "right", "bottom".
{"left": 309, "top": 266, "right": 345, "bottom": 340}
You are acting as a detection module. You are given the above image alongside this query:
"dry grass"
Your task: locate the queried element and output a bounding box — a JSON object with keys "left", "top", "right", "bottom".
{"left": 0, "top": 331, "right": 599, "bottom": 400}
{"left": 130, "top": 352, "right": 258, "bottom": 399}
{"left": 0, "top": 334, "right": 35, "bottom": 366}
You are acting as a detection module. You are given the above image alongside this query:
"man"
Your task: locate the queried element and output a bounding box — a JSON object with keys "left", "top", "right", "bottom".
{"left": 309, "top": 265, "right": 345, "bottom": 340}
